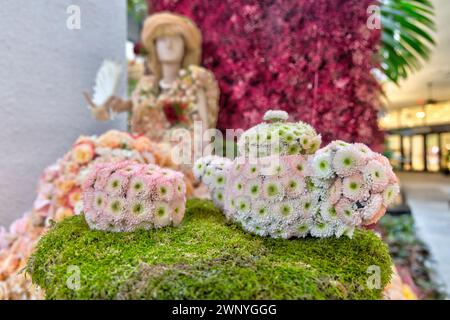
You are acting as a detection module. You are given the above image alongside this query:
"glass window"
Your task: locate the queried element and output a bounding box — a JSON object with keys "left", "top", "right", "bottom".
{"left": 441, "top": 133, "right": 450, "bottom": 171}
{"left": 425, "top": 102, "right": 450, "bottom": 126}
{"left": 403, "top": 136, "right": 412, "bottom": 171}
{"left": 411, "top": 135, "right": 424, "bottom": 171}
{"left": 400, "top": 107, "right": 426, "bottom": 128}
{"left": 426, "top": 134, "right": 440, "bottom": 172}
{"left": 386, "top": 135, "right": 402, "bottom": 169}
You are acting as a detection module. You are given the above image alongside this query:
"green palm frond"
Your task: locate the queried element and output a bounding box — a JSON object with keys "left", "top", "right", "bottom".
{"left": 381, "top": 0, "right": 436, "bottom": 83}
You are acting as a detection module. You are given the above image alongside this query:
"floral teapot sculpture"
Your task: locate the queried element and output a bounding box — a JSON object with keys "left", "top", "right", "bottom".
{"left": 194, "top": 110, "right": 399, "bottom": 239}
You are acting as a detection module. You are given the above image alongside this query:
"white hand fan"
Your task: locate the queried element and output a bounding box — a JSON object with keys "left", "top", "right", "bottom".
{"left": 89, "top": 60, "right": 122, "bottom": 118}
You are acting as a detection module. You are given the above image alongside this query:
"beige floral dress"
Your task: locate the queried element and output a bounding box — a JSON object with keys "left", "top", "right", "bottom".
{"left": 130, "top": 65, "right": 219, "bottom": 142}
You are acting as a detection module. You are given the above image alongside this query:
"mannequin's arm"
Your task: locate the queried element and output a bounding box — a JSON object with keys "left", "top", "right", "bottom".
{"left": 196, "top": 89, "right": 209, "bottom": 127}
{"left": 84, "top": 93, "right": 132, "bottom": 121}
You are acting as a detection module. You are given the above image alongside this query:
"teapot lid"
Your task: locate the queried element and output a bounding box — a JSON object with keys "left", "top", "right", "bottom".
{"left": 237, "top": 110, "right": 321, "bottom": 157}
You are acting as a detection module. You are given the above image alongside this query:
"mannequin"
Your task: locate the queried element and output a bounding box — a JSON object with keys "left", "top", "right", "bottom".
{"left": 84, "top": 12, "right": 219, "bottom": 144}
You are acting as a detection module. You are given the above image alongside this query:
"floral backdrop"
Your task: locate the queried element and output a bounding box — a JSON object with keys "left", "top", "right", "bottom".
{"left": 149, "top": 0, "right": 383, "bottom": 150}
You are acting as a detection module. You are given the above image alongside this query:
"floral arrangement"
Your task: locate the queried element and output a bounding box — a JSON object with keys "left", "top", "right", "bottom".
{"left": 0, "top": 130, "right": 191, "bottom": 299}
{"left": 237, "top": 110, "right": 321, "bottom": 157}
{"left": 194, "top": 111, "right": 399, "bottom": 239}
{"left": 131, "top": 65, "right": 219, "bottom": 141}
{"left": 150, "top": 0, "right": 384, "bottom": 150}
{"left": 83, "top": 162, "right": 186, "bottom": 232}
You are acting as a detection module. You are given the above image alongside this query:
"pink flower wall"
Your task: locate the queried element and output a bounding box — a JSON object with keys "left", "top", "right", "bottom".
{"left": 150, "top": 0, "right": 384, "bottom": 150}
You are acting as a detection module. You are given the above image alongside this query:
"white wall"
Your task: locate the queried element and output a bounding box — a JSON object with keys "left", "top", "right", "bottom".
{"left": 0, "top": 0, "right": 127, "bottom": 226}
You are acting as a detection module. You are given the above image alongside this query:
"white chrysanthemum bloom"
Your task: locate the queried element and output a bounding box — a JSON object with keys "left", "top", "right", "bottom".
{"left": 246, "top": 178, "right": 262, "bottom": 198}
{"left": 202, "top": 167, "right": 215, "bottom": 186}
{"left": 334, "top": 223, "right": 355, "bottom": 239}
{"left": 276, "top": 200, "right": 295, "bottom": 218}
{"left": 363, "top": 160, "right": 389, "bottom": 193}
{"left": 243, "top": 163, "right": 259, "bottom": 179}
{"left": 342, "top": 174, "right": 368, "bottom": 202}
{"left": 310, "top": 219, "right": 335, "bottom": 238}
{"left": 311, "top": 151, "right": 333, "bottom": 179}
{"left": 335, "top": 198, "right": 362, "bottom": 226}
{"left": 295, "top": 194, "right": 318, "bottom": 219}
{"left": 361, "top": 193, "right": 383, "bottom": 221}
{"left": 232, "top": 178, "right": 245, "bottom": 196}
{"left": 288, "top": 221, "right": 307, "bottom": 238}
{"left": 212, "top": 173, "right": 226, "bottom": 188}
{"left": 263, "top": 178, "right": 284, "bottom": 201}
{"left": 283, "top": 175, "right": 305, "bottom": 197}
{"left": 332, "top": 145, "right": 362, "bottom": 176}
{"left": 213, "top": 188, "right": 225, "bottom": 205}
{"left": 320, "top": 200, "right": 338, "bottom": 222}
{"left": 263, "top": 110, "right": 289, "bottom": 122}
{"left": 253, "top": 200, "right": 269, "bottom": 217}
{"left": 236, "top": 196, "right": 251, "bottom": 214}
{"left": 382, "top": 183, "right": 400, "bottom": 206}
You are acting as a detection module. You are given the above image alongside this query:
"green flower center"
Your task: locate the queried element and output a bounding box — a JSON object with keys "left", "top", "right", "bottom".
{"left": 111, "top": 201, "right": 121, "bottom": 213}
{"left": 319, "top": 161, "right": 327, "bottom": 169}
{"left": 132, "top": 203, "right": 143, "bottom": 214}
{"left": 112, "top": 180, "right": 119, "bottom": 188}
{"left": 349, "top": 182, "right": 358, "bottom": 190}
{"left": 157, "top": 207, "right": 166, "bottom": 216}
{"left": 134, "top": 182, "right": 142, "bottom": 190}
{"left": 343, "top": 158, "right": 352, "bottom": 166}
{"left": 160, "top": 186, "right": 167, "bottom": 195}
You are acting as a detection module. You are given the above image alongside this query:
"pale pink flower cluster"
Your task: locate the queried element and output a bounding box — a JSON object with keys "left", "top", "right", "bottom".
{"left": 83, "top": 161, "right": 186, "bottom": 232}
{"left": 194, "top": 141, "right": 399, "bottom": 239}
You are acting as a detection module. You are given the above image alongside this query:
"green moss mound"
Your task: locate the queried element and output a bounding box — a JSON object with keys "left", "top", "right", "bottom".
{"left": 28, "top": 199, "right": 392, "bottom": 300}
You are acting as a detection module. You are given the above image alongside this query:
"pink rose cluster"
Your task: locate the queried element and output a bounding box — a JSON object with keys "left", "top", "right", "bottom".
{"left": 194, "top": 141, "right": 399, "bottom": 239}
{"left": 151, "top": 0, "right": 384, "bottom": 150}
{"left": 82, "top": 161, "right": 186, "bottom": 232}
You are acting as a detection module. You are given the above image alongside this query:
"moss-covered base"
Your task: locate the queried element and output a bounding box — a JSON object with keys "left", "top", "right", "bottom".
{"left": 28, "top": 199, "right": 392, "bottom": 299}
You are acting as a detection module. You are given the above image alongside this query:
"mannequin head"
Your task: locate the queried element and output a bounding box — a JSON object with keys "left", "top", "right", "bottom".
{"left": 142, "top": 12, "right": 202, "bottom": 80}
{"left": 155, "top": 34, "right": 185, "bottom": 65}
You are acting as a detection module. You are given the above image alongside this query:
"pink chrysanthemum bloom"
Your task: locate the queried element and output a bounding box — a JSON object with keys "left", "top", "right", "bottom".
{"left": 361, "top": 193, "right": 383, "bottom": 222}
{"left": 152, "top": 201, "right": 171, "bottom": 227}
{"left": 363, "top": 160, "right": 389, "bottom": 193}
{"left": 332, "top": 145, "right": 363, "bottom": 176}
{"left": 171, "top": 199, "right": 186, "bottom": 226}
{"left": 127, "top": 175, "right": 150, "bottom": 199}
{"left": 342, "top": 174, "right": 368, "bottom": 202}
{"left": 335, "top": 198, "right": 362, "bottom": 226}
{"left": 106, "top": 172, "right": 129, "bottom": 196}
{"left": 106, "top": 197, "right": 126, "bottom": 216}
{"left": 328, "top": 178, "right": 343, "bottom": 204}
{"left": 155, "top": 179, "right": 174, "bottom": 202}
{"left": 287, "top": 155, "right": 307, "bottom": 176}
